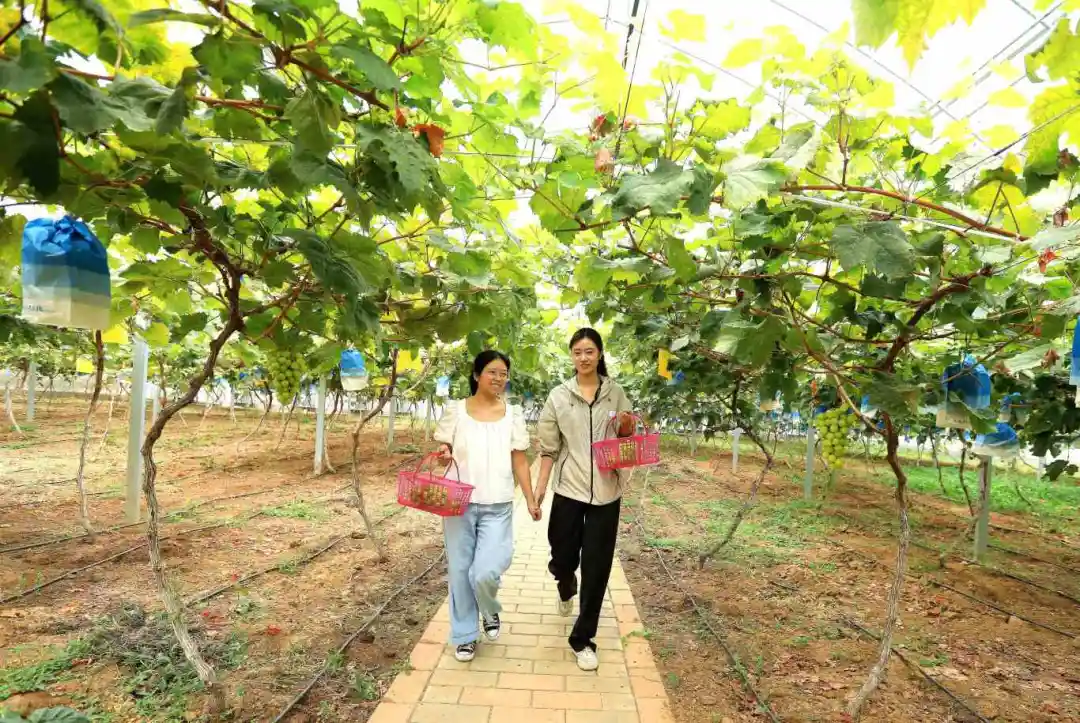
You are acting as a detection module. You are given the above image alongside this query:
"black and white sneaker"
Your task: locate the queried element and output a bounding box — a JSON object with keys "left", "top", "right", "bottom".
{"left": 482, "top": 614, "right": 501, "bottom": 641}
{"left": 455, "top": 642, "right": 477, "bottom": 662}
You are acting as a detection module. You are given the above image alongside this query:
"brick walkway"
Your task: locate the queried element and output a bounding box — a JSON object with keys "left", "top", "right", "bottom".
{"left": 370, "top": 493, "right": 675, "bottom": 723}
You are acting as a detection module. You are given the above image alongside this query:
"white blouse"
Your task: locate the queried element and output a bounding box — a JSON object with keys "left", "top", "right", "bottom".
{"left": 433, "top": 399, "right": 530, "bottom": 505}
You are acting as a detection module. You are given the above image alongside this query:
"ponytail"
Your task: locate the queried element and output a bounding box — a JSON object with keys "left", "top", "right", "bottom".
{"left": 597, "top": 357, "right": 609, "bottom": 377}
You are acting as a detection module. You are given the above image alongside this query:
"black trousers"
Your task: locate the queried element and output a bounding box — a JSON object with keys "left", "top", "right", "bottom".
{"left": 547, "top": 492, "right": 621, "bottom": 652}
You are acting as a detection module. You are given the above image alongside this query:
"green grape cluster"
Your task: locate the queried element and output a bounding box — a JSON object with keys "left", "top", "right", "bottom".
{"left": 815, "top": 407, "right": 855, "bottom": 469}
{"left": 267, "top": 350, "right": 307, "bottom": 404}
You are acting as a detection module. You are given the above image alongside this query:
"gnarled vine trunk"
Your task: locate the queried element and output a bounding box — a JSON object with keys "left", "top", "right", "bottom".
{"left": 349, "top": 350, "right": 398, "bottom": 562}
{"left": 140, "top": 238, "right": 247, "bottom": 717}
{"left": 75, "top": 331, "right": 105, "bottom": 537}
{"left": 847, "top": 419, "right": 910, "bottom": 720}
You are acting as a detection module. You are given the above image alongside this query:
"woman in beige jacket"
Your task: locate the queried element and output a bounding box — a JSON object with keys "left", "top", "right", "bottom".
{"left": 534, "top": 328, "right": 634, "bottom": 671}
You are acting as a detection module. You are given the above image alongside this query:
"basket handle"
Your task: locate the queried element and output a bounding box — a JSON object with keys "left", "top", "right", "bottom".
{"left": 604, "top": 412, "right": 649, "bottom": 439}
{"left": 416, "top": 450, "right": 461, "bottom": 479}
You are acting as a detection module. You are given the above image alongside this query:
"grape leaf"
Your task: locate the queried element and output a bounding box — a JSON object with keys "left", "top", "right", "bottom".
{"left": 331, "top": 43, "right": 401, "bottom": 91}
{"left": 721, "top": 157, "right": 787, "bottom": 209}
{"left": 129, "top": 9, "right": 219, "bottom": 26}
{"left": 830, "top": 222, "right": 916, "bottom": 280}
{"left": 0, "top": 38, "right": 56, "bottom": 94}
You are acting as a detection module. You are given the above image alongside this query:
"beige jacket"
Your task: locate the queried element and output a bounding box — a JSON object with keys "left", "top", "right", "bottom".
{"left": 538, "top": 376, "right": 632, "bottom": 506}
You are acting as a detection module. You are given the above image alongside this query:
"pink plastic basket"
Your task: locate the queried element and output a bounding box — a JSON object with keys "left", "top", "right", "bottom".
{"left": 397, "top": 453, "right": 474, "bottom": 517}
{"left": 592, "top": 414, "right": 660, "bottom": 471}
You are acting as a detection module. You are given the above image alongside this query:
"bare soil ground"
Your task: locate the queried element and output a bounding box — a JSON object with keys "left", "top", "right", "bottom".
{"left": 1, "top": 396, "right": 449, "bottom": 722}
{"left": 617, "top": 448, "right": 1080, "bottom": 723}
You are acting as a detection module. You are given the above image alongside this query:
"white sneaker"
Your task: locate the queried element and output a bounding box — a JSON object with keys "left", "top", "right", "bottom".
{"left": 574, "top": 647, "right": 599, "bottom": 672}
{"left": 556, "top": 596, "right": 573, "bottom": 617}
{"left": 455, "top": 642, "right": 477, "bottom": 662}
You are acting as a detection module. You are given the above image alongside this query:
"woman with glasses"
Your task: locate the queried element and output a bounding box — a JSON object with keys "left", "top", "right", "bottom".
{"left": 534, "top": 328, "right": 634, "bottom": 671}
{"left": 434, "top": 350, "right": 540, "bottom": 662}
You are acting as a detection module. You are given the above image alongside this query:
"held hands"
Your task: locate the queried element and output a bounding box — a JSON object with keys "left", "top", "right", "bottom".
{"left": 435, "top": 444, "right": 453, "bottom": 464}
{"left": 528, "top": 484, "right": 546, "bottom": 522}
{"left": 617, "top": 412, "right": 636, "bottom": 438}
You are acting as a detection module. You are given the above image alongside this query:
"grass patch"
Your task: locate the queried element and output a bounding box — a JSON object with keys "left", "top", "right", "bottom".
{"left": 874, "top": 463, "right": 1080, "bottom": 533}
{"left": 82, "top": 603, "right": 247, "bottom": 720}
{"left": 2, "top": 603, "right": 245, "bottom": 722}
{"left": 0, "top": 639, "right": 92, "bottom": 700}
{"left": 262, "top": 501, "right": 327, "bottom": 521}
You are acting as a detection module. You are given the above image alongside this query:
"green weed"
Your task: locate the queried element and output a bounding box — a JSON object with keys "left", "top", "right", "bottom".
{"left": 352, "top": 672, "right": 378, "bottom": 701}
{"left": 918, "top": 653, "right": 949, "bottom": 668}
{"left": 263, "top": 501, "right": 327, "bottom": 521}
{"left": 0, "top": 639, "right": 92, "bottom": 699}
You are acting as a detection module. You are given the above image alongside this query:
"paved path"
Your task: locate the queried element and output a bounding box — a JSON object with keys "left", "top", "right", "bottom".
{"left": 369, "top": 494, "right": 675, "bottom": 723}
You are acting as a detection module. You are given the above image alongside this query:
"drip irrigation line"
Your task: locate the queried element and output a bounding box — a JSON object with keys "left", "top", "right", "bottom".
{"left": 0, "top": 477, "right": 348, "bottom": 555}
{"left": 269, "top": 551, "right": 446, "bottom": 723}
{"left": 671, "top": 461, "right": 1080, "bottom": 639}
{"left": 627, "top": 492, "right": 782, "bottom": 723}
{"left": 828, "top": 504, "right": 1080, "bottom": 612}
{"left": 0, "top": 434, "right": 85, "bottom": 449}
{"left": 185, "top": 506, "right": 407, "bottom": 606}
{"left": 821, "top": 535, "right": 1077, "bottom": 640}
{"left": 988, "top": 540, "right": 1080, "bottom": 576}
{"left": 837, "top": 488, "right": 1080, "bottom": 569}
{"left": 842, "top": 616, "right": 993, "bottom": 723}
{"left": 0, "top": 455, "right": 327, "bottom": 553}
{"left": 0, "top": 517, "right": 253, "bottom": 605}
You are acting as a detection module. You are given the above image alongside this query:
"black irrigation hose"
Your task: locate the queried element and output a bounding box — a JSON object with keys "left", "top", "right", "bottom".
{"left": 846, "top": 488, "right": 1080, "bottom": 557}
{"left": 0, "top": 517, "right": 254, "bottom": 604}
{"left": 185, "top": 507, "right": 407, "bottom": 606}
{"left": 821, "top": 536, "right": 1078, "bottom": 640}
{"left": 653, "top": 470, "right": 1080, "bottom": 641}
{"left": 627, "top": 496, "right": 782, "bottom": 723}
{"left": 842, "top": 616, "right": 993, "bottom": 723}
{"left": 269, "top": 551, "right": 446, "bottom": 723}
{"left": 0, "top": 469, "right": 334, "bottom": 554}
{"left": 829, "top": 505, "right": 1080, "bottom": 612}
{"left": 989, "top": 540, "right": 1080, "bottom": 576}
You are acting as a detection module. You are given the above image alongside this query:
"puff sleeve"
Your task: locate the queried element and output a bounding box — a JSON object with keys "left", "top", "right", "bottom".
{"left": 433, "top": 400, "right": 458, "bottom": 447}
{"left": 537, "top": 392, "right": 561, "bottom": 458}
{"left": 510, "top": 404, "right": 530, "bottom": 451}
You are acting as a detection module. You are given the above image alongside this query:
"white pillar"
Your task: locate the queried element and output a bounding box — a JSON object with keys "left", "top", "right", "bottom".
{"left": 314, "top": 377, "right": 327, "bottom": 474}
{"left": 731, "top": 427, "right": 741, "bottom": 473}
{"left": 804, "top": 426, "right": 816, "bottom": 501}
{"left": 125, "top": 337, "right": 149, "bottom": 523}
{"left": 26, "top": 362, "right": 36, "bottom": 422}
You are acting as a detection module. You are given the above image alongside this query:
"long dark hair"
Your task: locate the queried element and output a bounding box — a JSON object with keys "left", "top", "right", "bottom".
{"left": 569, "top": 327, "right": 609, "bottom": 377}
{"left": 470, "top": 350, "right": 511, "bottom": 395}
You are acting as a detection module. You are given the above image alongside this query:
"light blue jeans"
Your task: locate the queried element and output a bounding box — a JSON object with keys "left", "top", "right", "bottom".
{"left": 443, "top": 502, "right": 514, "bottom": 645}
